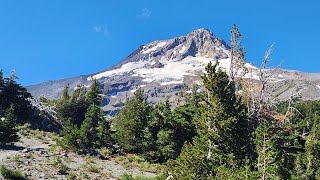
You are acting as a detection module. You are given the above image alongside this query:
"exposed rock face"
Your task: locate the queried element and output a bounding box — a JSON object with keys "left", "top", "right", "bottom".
{"left": 27, "top": 28, "right": 320, "bottom": 116}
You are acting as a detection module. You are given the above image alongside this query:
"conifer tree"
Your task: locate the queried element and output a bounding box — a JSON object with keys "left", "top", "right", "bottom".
{"left": 59, "top": 119, "right": 81, "bottom": 151}
{"left": 86, "top": 79, "right": 102, "bottom": 106}
{"left": 79, "top": 104, "right": 104, "bottom": 150}
{"left": 71, "top": 84, "right": 87, "bottom": 102}
{"left": 57, "top": 85, "right": 89, "bottom": 127}
{"left": 229, "top": 24, "right": 246, "bottom": 82}
{"left": 0, "top": 105, "right": 19, "bottom": 145}
{"left": 169, "top": 62, "right": 249, "bottom": 178}
{"left": 113, "top": 88, "right": 151, "bottom": 153}
{"left": 96, "top": 118, "right": 112, "bottom": 147}
{"left": 2, "top": 70, "right": 32, "bottom": 122}
{"left": 305, "top": 117, "right": 320, "bottom": 179}
{"left": 253, "top": 119, "right": 281, "bottom": 180}
{"left": 61, "top": 84, "right": 70, "bottom": 104}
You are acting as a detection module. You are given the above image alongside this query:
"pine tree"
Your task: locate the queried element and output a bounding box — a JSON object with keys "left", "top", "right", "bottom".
{"left": 2, "top": 70, "right": 32, "bottom": 122}
{"left": 0, "top": 105, "right": 19, "bottom": 145}
{"left": 169, "top": 62, "right": 249, "bottom": 178}
{"left": 253, "top": 119, "right": 281, "bottom": 180}
{"left": 79, "top": 104, "right": 104, "bottom": 150}
{"left": 71, "top": 84, "right": 87, "bottom": 102}
{"left": 113, "top": 88, "right": 151, "bottom": 153}
{"left": 229, "top": 24, "right": 246, "bottom": 82}
{"left": 59, "top": 119, "right": 81, "bottom": 151}
{"left": 86, "top": 79, "right": 102, "bottom": 106}
{"left": 96, "top": 118, "right": 112, "bottom": 147}
{"left": 305, "top": 117, "right": 320, "bottom": 179}
{"left": 61, "top": 84, "right": 70, "bottom": 104}
{"left": 57, "top": 85, "right": 89, "bottom": 127}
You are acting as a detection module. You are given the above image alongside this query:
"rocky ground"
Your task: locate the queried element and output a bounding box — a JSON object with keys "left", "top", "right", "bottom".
{"left": 0, "top": 125, "right": 161, "bottom": 180}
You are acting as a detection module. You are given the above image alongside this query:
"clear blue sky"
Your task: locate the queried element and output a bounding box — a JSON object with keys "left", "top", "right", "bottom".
{"left": 0, "top": 0, "right": 319, "bottom": 86}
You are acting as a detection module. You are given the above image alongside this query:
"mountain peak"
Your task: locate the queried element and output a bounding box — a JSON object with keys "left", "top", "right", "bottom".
{"left": 188, "top": 28, "right": 214, "bottom": 37}
{"left": 109, "top": 28, "right": 230, "bottom": 71}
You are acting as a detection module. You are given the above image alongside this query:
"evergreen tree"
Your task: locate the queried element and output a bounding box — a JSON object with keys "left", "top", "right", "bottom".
{"left": 57, "top": 85, "right": 89, "bottom": 127}
{"left": 253, "top": 119, "right": 282, "bottom": 180}
{"left": 71, "top": 84, "right": 87, "bottom": 102}
{"left": 305, "top": 117, "right": 320, "bottom": 179}
{"left": 79, "top": 104, "right": 104, "bottom": 150}
{"left": 113, "top": 88, "right": 151, "bottom": 153}
{"left": 58, "top": 119, "right": 81, "bottom": 151}
{"left": 0, "top": 105, "right": 19, "bottom": 145}
{"left": 229, "top": 24, "right": 246, "bottom": 82}
{"left": 2, "top": 70, "right": 32, "bottom": 122}
{"left": 293, "top": 152, "right": 307, "bottom": 179}
{"left": 61, "top": 84, "right": 70, "bottom": 104}
{"left": 86, "top": 79, "right": 102, "bottom": 106}
{"left": 96, "top": 118, "right": 112, "bottom": 147}
{"left": 169, "top": 62, "right": 249, "bottom": 178}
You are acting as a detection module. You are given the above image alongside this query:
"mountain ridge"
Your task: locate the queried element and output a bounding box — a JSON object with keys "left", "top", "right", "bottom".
{"left": 27, "top": 28, "right": 320, "bottom": 116}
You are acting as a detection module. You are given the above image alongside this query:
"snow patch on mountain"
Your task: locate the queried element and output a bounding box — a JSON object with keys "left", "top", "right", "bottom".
{"left": 89, "top": 61, "right": 148, "bottom": 80}
{"left": 160, "top": 81, "right": 184, "bottom": 86}
{"left": 141, "top": 42, "right": 167, "bottom": 54}
{"left": 89, "top": 54, "right": 265, "bottom": 86}
{"left": 179, "top": 46, "right": 186, "bottom": 53}
{"left": 130, "top": 85, "right": 146, "bottom": 93}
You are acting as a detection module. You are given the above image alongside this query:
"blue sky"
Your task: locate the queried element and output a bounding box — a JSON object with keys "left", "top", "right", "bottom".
{"left": 0, "top": 0, "right": 319, "bottom": 86}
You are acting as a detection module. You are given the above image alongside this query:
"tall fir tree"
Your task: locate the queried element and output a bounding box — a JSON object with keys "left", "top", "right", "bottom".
{"left": 79, "top": 104, "right": 104, "bottom": 150}
{"left": 169, "top": 62, "right": 249, "bottom": 179}
{"left": 61, "top": 84, "right": 70, "bottom": 104}
{"left": 2, "top": 70, "right": 32, "bottom": 122}
{"left": 113, "top": 88, "right": 151, "bottom": 153}
{"left": 96, "top": 118, "right": 112, "bottom": 147}
{"left": 86, "top": 79, "right": 102, "bottom": 106}
{"left": 229, "top": 24, "right": 246, "bottom": 82}
{"left": 305, "top": 116, "right": 320, "bottom": 179}
{"left": 0, "top": 105, "right": 19, "bottom": 145}
{"left": 253, "top": 119, "right": 282, "bottom": 180}
{"left": 56, "top": 85, "right": 89, "bottom": 127}
{"left": 143, "top": 100, "right": 196, "bottom": 162}
{"left": 58, "top": 119, "right": 81, "bottom": 151}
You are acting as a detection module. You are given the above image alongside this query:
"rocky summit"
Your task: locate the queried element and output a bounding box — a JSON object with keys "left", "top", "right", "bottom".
{"left": 27, "top": 28, "right": 320, "bottom": 116}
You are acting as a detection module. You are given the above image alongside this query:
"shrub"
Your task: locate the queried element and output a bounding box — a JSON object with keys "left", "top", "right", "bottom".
{"left": 86, "top": 164, "right": 100, "bottom": 173}
{"left": 0, "top": 166, "right": 26, "bottom": 180}
{"left": 53, "top": 158, "right": 70, "bottom": 175}
{"left": 58, "top": 164, "right": 70, "bottom": 175}
{"left": 100, "top": 147, "right": 111, "bottom": 158}
{"left": 67, "top": 172, "right": 77, "bottom": 180}
{"left": 120, "top": 173, "right": 167, "bottom": 180}
{"left": 115, "top": 155, "right": 165, "bottom": 173}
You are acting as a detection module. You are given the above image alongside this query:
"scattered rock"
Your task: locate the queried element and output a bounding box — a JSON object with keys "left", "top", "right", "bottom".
{"left": 22, "top": 148, "right": 31, "bottom": 153}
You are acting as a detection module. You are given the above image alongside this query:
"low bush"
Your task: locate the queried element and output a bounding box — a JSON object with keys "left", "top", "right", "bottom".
{"left": 0, "top": 166, "right": 26, "bottom": 180}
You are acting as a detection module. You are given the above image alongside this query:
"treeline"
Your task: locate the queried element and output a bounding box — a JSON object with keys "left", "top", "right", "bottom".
{"left": 55, "top": 79, "right": 197, "bottom": 162}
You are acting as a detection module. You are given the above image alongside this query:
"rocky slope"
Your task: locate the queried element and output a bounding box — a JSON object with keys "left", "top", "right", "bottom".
{"left": 27, "top": 28, "right": 320, "bottom": 116}
{"left": 0, "top": 126, "right": 160, "bottom": 180}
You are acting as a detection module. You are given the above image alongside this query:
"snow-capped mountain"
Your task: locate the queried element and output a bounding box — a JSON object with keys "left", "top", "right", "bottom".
{"left": 27, "top": 28, "right": 320, "bottom": 115}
